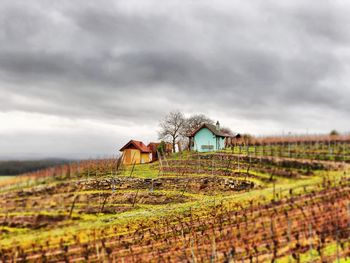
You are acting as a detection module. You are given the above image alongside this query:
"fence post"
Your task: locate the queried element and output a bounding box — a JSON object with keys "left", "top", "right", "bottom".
{"left": 348, "top": 203, "right": 350, "bottom": 230}
{"left": 237, "top": 155, "right": 240, "bottom": 173}
{"left": 212, "top": 157, "right": 214, "bottom": 176}
{"left": 190, "top": 239, "right": 197, "bottom": 263}
{"left": 157, "top": 150, "right": 164, "bottom": 176}
{"left": 211, "top": 236, "right": 217, "bottom": 263}
{"left": 308, "top": 223, "right": 313, "bottom": 262}
{"left": 288, "top": 219, "right": 292, "bottom": 263}
{"left": 129, "top": 161, "right": 136, "bottom": 177}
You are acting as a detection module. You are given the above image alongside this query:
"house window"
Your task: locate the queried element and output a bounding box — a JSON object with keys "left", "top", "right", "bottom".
{"left": 201, "top": 145, "right": 214, "bottom": 150}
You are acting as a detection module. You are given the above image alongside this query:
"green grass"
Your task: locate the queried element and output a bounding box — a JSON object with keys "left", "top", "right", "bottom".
{"left": 1, "top": 168, "right": 345, "bottom": 250}
{"left": 277, "top": 240, "right": 350, "bottom": 263}
{"left": 0, "top": 175, "right": 14, "bottom": 180}
{"left": 0, "top": 151, "right": 349, "bottom": 261}
{"left": 119, "top": 163, "right": 159, "bottom": 178}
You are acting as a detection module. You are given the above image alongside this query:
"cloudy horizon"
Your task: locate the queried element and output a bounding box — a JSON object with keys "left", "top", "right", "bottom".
{"left": 0, "top": 0, "right": 349, "bottom": 159}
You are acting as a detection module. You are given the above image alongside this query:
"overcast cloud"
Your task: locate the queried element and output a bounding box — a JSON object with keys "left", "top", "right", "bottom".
{"left": 0, "top": 0, "right": 349, "bottom": 159}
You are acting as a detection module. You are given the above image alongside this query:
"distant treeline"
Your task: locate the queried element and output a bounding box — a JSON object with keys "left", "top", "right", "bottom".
{"left": 0, "top": 159, "right": 71, "bottom": 175}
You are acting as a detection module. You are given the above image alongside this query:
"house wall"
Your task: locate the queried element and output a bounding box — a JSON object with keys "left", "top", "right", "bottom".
{"left": 193, "top": 128, "right": 225, "bottom": 152}
{"left": 122, "top": 149, "right": 152, "bottom": 165}
{"left": 141, "top": 153, "right": 151, "bottom": 164}
{"left": 218, "top": 136, "right": 225, "bottom": 150}
{"left": 123, "top": 149, "right": 141, "bottom": 165}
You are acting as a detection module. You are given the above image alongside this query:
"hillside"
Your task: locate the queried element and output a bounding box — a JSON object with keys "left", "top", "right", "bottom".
{"left": 0, "top": 159, "right": 71, "bottom": 176}
{"left": 0, "top": 143, "right": 349, "bottom": 262}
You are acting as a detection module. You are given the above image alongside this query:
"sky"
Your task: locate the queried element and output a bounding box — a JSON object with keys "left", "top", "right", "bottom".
{"left": 0, "top": 0, "right": 349, "bottom": 159}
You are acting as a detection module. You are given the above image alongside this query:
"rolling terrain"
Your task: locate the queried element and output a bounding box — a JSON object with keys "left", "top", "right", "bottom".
{"left": 0, "top": 140, "right": 349, "bottom": 262}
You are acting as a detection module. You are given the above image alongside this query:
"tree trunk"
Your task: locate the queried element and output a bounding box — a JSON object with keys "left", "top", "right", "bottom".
{"left": 177, "top": 141, "right": 182, "bottom": 153}
{"left": 173, "top": 139, "right": 176, "bottom": 153}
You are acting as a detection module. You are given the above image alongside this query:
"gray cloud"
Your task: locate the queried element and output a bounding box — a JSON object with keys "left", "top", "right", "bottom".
{"left": 0, "top": 0, "right": 349, "bottom": 158}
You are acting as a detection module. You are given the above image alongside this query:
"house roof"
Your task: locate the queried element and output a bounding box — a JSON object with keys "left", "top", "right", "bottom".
{"left": 119, "top": 140, "right": 151, "bottom": 153}
{"left": 147, "top": 142, "right": 160, "bottom": 147}
{"left": 147, "top": 142, "right": 159, "bottom": 152}
{"left": 147, "top": 142, "right": 173, "bottom": 151}
{"left": 188, "top": 123, "right": 230, "bottom": 138}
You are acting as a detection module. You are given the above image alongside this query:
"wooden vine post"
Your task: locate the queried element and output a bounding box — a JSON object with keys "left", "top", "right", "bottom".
{"left": 287, "top": 219, "right": 292, "bottom": 263}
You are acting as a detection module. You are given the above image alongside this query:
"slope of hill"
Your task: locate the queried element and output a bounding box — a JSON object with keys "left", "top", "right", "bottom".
{"left": 0, "top": 159, "right": 71, "bottom": 176}
{"left": 0, "top": 143, "right": 349, "bottom": 262}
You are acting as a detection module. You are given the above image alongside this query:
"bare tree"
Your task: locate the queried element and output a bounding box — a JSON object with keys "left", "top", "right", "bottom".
{"left": 158, "top": 111, "right": 186, "bottom": 153}
{"left": 220, "top": 126, "right": 234, "bottom": 136}
{"left": 183, "top": 114, "right": 214, "bottom": 136}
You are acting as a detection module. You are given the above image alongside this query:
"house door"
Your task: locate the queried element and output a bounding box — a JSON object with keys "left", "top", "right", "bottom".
{"left": 125, "top": 150, "right": 131, "bottom": 164}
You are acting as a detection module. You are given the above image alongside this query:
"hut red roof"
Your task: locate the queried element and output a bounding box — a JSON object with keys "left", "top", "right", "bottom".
{"left": 119, "top": 140, "right": 151, "bottom": 153}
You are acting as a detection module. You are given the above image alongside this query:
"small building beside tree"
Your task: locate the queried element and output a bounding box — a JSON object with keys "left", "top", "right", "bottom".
{"left": 119, "top": 140, "right": 173, "bottom": 165}
{"left": 188, "top": 121, "right": 238, "bottom": 152}
{"left": 119, "top": 140, "right": 152, "bottom": 165}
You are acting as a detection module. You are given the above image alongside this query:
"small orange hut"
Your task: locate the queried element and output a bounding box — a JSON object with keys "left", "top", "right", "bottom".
{"left": 119, "top": 140, "right": 152, "bottom": 165}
